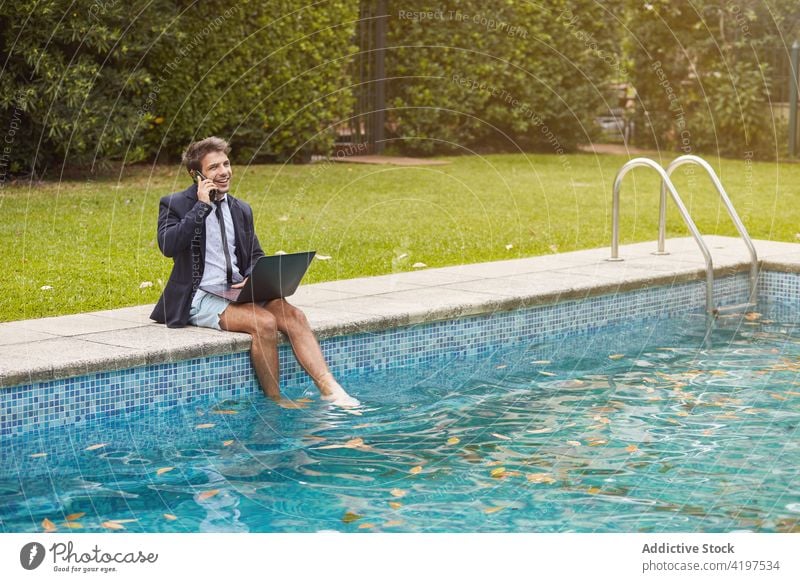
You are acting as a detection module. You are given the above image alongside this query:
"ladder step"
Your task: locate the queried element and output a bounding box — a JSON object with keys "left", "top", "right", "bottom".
{"left": 713, "top": 303, "right": 758, "bottom": 316}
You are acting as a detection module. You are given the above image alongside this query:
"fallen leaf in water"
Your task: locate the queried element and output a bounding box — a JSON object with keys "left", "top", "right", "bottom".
{"left": 66, "top": 512, "right": 85, "bottom": 521}
{"left": 63, "top": 522, "right": 83, "bottom": 529}
{"left": 484, "top": 506, "right": 505, "bottom": 514}
{"left": 156, "top": 467, "right": 174, "bottom": 476}
{"left": 390, "top": 489, "right": 406, "bottom": 498}
{"left": 195, "top": 423, "right": 215, "bottom": 429}
{"left": 625, "top": 445, "right": 638, "bottom": 453}
{"left": 345, "top": 438, "right": 365, "bottom": 448}
{"left": 197, "top": 489, "right": 220, "bottom": 501}
{"left": 538, "top": 371, "right": 556, "bottom": 376}
{"left": 588, "top": 439, "right": 607, "bottom": 446}
{"left": 30, "top": 453, "right": 47, "bottom": 458}
{"left": 527, "top": 427, "right": 553, "bottom": 434}
{"left": 490, "top": 467, "right": 507, "bottom": 478}
{"left": 342, "top": 512, "right": 363, "bottom": 523}
{"left": 532, "top": 360, "right": 551, "bottom": 365}
{"left": 608, "top": 354, "right": 625, "bottom": 360}
{"left": 744, "top": 312, "right": 762, "bottom": 321}
{"left": 770, "top": 393, "right": 787, "bottom": 401}
{"left": 101, "top": 521, "right": 125, "bottom": 530}
{"left": 210, "top": 410, "right": 238, "bottom": 415}
{"left": 409, "top": 466, "right": 423, "bottom": 475}
{"left": 389, "top": 501, "right": 402, "bottom": 510}
{"left": 567, "top": 441, "right": 581, "bottom": 446}
{"left": 527, "top": 473, "right": 556, "bottom": 484}
{"left": 358, "top": 523, "right": 376, "bottom": 529}
{"left": 85, "top": 443, "right": 108, "bottom": 451}
{"left": 42, "top": 518, "right": 57, "bottom": 532}
{"left": 163, "top": 514, "right": 178, "bottom": 521}
{"left": 108, "top": 519, "right": 138, "bottom": 524}
{"left": 384, "top": 519, "right": 404, "bottom": 527}
{"left": 222, "top": 440, "right": 235, "bottom": 447}
{"left": 496, "top": 364, "right": 507, "bottom": 369}
{"left": 492, "top": 433, "right": 511, "bottom": 440}
{"left": 353, "top": 423, "right": 373, "bottom": 429}
{"left": 587, "top": 487, "right": 602, "bottom": 494}
{"left": 447, "top": 436, "right": 460, "bottom": 445}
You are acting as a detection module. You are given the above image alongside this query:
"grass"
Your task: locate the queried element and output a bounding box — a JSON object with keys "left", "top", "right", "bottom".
{"left": 2, "top": 152, "right": 799, "bottom": 322}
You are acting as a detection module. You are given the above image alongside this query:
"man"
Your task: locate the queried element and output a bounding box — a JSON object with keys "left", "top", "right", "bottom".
{"left": 150, "top": 136, "right": 358, "bottom": 407}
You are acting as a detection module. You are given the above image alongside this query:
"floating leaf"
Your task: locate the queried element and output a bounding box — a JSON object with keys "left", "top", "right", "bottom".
{"left": 538, "top": 371, "right": 556, "bottom": 377}
{"left": 446, "top": 437, "right": 460, "bottom": 445}
{"left": 345, "top": 438, "right": 365, "bottom": 448}
{"left": 63, "top": 522, "right": 83, "bottom": 529}
{"left": 770, "top": 393, "right": 787, "bottom": 401}
{"left": 527, "top": 427, "right": 553, "bottom": 434}
{"left": 358, "top": 523, "right": 376, "bottom": 529}
{"left": 625, "top": 445, "right": 638, "bottom": 453}
{"left": 65, "top": 512, "right": 85, "bottom": 521}
{"left": 527, "top": 473, "right": 556, "bottom": 484}
{"left": 608, "top": 354, "right": 625, "bottom": 360}
{"left": 342, "top": 512, "right": 363, "bottom": 523}
{"left": 222, "top": 440, "right": 235, "bottom": 447}
{"left": 588, "top": 439, "right": 608, "bottom": 446}
{"left": 163, "top": 514, "right": 178, "bottom": 521}
{"left": 409, "top": 466, "right": 423, "bottom": 475}
{"left": 41, "top": 518, "right": 57, "bottom": 532}
{"left": 108, "top": 519, "right": 138, "bottom": 524}
{"left": 384, "top": 520, "right": 404, "bottom": 527}
{"left": 210, "top": 410, "right": 238, "bottom": 415}
{"left": 491, "top": 433, "right": 511, "bottom": 440}
{"left": 353, "top": 423, "right": 373, "bottom": 429}
{"left": 101, "top": 521, "right": 125, "bottom": 530}
{"left": 744, "top": 312, "right": 762, "bottom": 321}
{"left": 156, "top": 467, "right": 175, "bottom": 476}
{"left": 490, "top": 467, "right": 507, "bottom": 478}
{"left": 484, "top": 506, "right": 505, "bottom": 514}
{"left": 195, "top": 423, "right": 216, "bottom": 429}
{"left": 197, "top": 489, "right": 220, "bottom": 501}
{"left": 390, "top": 489, "right": 407, "bottom": 498}
{"left": 532, "top": 360, "right": 551, "bottom": 365}
{"left": 587, "top": 487, "right": 602, "bottom": 494}
{"left": 30, "top": 453, "right": 47, "bottom": 458}
{"left": 567, "top": 440, "right": 581, "bottom": 447}
{"left": 388, "top": 502, "right": 402, "bottom": 510}
{"left": 85, "top": 443, "right": 108, "bottom": 451}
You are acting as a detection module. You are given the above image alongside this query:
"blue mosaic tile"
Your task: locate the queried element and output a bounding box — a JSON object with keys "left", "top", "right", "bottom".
{"left": 1, "top": 270, "right": 797, "bottom": 438}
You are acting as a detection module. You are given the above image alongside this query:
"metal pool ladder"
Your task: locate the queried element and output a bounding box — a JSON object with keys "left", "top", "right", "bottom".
{"left": 608, "top": 155, "right": 758, "bottom": 317}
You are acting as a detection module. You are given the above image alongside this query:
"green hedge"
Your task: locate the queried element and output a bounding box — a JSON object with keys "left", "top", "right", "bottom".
{"left": 0, "top": 1, "right": 358, "bottom": 176}
{"left": 626, "top": 0, "right": 800, "bottom": 159}
{"left": 384, "top": 0, "right": 625, "bottom": 155}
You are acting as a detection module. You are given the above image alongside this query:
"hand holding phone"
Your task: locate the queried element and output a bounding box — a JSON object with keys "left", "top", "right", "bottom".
{"left": 192, "top": 170, "right": 220, "bottom": 204}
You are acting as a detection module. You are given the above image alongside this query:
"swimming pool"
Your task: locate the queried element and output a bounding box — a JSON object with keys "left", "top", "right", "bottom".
{"left": 1, "top": 271, "right": 798, "bottom": 533}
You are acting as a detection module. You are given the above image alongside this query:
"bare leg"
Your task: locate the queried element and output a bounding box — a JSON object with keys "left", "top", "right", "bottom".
{"left": 219, "top": 303, "right": 280, "bottom": 400}
{"left": 264, "top": 299, "right": 359, "bottom": 406}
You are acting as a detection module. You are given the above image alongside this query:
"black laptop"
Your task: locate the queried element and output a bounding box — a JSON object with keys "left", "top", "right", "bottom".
{"left": 200, "top": 251, "right": 316, "bottom": 303}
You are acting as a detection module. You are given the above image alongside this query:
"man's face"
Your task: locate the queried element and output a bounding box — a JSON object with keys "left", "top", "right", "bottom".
{"left": 199, "top": 151, "right": 232, "bottom": 194}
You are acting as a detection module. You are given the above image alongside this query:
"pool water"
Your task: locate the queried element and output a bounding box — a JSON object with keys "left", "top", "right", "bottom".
{"left": 1, "top": 304, "right": 799, "bottom": 533}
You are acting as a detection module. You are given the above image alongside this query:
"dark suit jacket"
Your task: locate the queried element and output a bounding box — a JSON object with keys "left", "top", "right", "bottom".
{"left": 150, "top": 182, "right": 265, "bottom": 327}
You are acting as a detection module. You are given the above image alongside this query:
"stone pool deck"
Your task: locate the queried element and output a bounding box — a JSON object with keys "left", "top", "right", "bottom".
{"left": 1, "top": 235, "right": 798, "bottom": 389}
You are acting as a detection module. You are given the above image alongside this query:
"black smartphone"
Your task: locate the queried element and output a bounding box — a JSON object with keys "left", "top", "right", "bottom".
{"left": 192, "top": 169, "right": 220, "bottom": 202}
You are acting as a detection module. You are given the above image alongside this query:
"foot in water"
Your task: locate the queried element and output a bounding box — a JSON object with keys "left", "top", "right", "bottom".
{"left": 321, "top": 387, "right": 360, "bottom": 407}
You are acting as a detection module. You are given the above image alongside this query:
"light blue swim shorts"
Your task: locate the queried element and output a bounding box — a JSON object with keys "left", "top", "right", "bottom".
{"left": 188, "top": 289, "right": 231, "bottom": 331}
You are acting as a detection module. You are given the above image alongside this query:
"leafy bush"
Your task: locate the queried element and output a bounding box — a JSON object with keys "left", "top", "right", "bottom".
{"left": 384, "top": 0, "right": 625, "bottom": 155}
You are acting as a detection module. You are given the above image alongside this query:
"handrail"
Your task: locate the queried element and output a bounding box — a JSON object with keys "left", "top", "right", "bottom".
{"left": 609, "top": 157, "right": 715, "bottom": 316}
{"left": 660, "top": 154, "right": 758, "bottom": 305}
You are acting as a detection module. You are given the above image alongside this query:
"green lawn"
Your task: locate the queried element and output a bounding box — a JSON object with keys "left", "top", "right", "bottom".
{"left": 2, "top": 152, "right": 799, "bottom": 322}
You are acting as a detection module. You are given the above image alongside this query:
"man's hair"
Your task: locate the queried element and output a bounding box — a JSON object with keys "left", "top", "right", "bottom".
{"left": 181, "top": 137, "right": 230, "bottom": 173}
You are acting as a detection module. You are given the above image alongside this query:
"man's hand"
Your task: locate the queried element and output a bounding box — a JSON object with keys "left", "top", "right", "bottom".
{"left": 231, "top": 277, "right": 248, "bottom": 289}
{"left": 197, "top": 178, "right": 216, "bottom": 205}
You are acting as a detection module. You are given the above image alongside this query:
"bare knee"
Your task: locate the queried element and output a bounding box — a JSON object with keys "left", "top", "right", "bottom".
{"left": 253, "top": 310, "right": 278, "bottom": 340}
{"left": 272, "top": 300, "right": 310, "bottom": 333}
